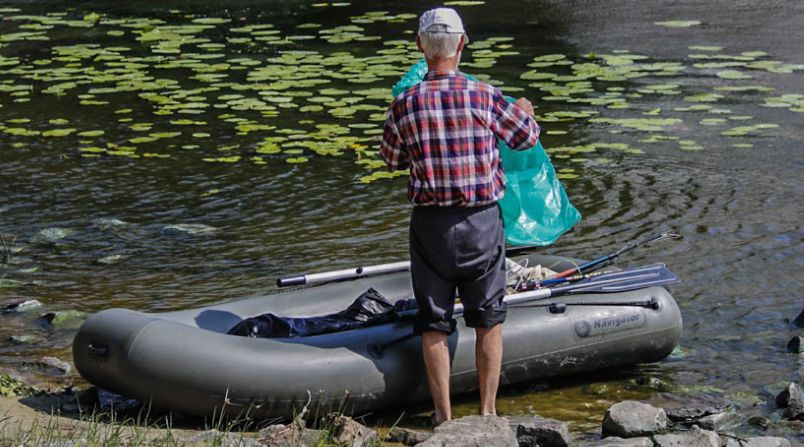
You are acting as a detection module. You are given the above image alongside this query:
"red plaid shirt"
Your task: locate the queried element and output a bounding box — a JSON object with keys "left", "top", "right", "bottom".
{"left": 380, "top": 70, "right": 540, "bottom": 207}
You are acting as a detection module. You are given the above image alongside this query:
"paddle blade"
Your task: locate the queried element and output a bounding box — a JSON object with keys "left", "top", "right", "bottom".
{"left": 553, "top": 264, "right": 679, "bottom": 295}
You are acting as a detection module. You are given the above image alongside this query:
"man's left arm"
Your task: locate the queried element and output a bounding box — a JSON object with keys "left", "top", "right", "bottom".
{"left": 491, "top": 91, "right": 541, "bottom": 151}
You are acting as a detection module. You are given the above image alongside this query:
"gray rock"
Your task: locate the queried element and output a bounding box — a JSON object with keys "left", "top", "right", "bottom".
{"left": 631, "top": 376, "right": 674, "bottom": 392}
{"left": 594, "top": 437, "right": 653, "bottom": 447}
{"left": 39, "top": 310, "right": 87, "bottom": 329}
{"left": 23, "top": 356, "right": 71, "bottom": 376}
{"left": 793, "top": 308, "right": 804, "bottom": 328}
{"left": 185, "top": 429, "right": 263, "bottom": 447}
{"left": 416, "top": 415, "right": 517, "bottom": 447}
{"left": 787, "top": 336, "right": 803, "bottom": 354}
{"left": 724, "top": 436, "right": 792, "bottom": 447}
{"left": 747, "top": 415, "right": 772, "bottom": 429}
{"left": 665, "top": 406, "right": 726, "bottom": 423}
{"left": 775, "top": 382, "right": 804, "bottom": 420}
{"left": 507, "top": 415, "right": 571, "bottom": 447}
{"left": 31, "top": 227, "right": 75, "bottom": 244}
{"left": 602, "top": 400, "right": 668, "bottom": 437}
{"left": 161, "top": 223, "right": 217, "bottom": 236}
{"left": 325, "top": 413, "right": 378, "bottom": 447}
{"left": 652, "top": 425, "right": 720, "bottom": 447}
{"left": 9, "top": 334, "right": 39, "bottom": 344}
{"left": 93, "top": 218, "right": 128, "bottom": 231}
{"left": 259, "top": 423, "right": 324, "bottom": 447}
{"left": 96, "top": 254, "right": 128, "bottom": 265}
{"left": 696, "top": 411, "right": 739, "bottom": 431}
{"left": 1, "top": 299, "right": 42, "bottom": 313}
{"left": 386, "top": 427, "right": 431, "bottom": 446}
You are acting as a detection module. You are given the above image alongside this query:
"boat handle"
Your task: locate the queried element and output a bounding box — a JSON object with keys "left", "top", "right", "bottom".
{"left": 87, "top": 342, "right": 108, "bottom": 357}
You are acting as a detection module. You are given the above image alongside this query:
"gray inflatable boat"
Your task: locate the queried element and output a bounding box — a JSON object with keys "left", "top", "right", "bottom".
{"left": 73, "top": 255, "right": 682, "bottom": 418}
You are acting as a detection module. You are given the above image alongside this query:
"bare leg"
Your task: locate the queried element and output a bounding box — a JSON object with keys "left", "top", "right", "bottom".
{"left": 421, "top": 331, "right": 451, "bottom": 425}
{"left": 475, "top": 324, "right": 503, "bottom": 415}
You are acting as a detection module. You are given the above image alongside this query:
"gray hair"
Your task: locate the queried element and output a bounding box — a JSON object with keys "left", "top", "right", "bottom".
{"left": 418, "top": 25, "right": 466, "bottom": 58}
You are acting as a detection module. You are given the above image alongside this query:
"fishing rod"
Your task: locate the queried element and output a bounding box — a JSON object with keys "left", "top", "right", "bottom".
{"left": 369, "top": 263, "right": 679, "bottom": 358}
{"left": 553, "top": 230, "right": 681, "bottom": 279}
{"left": 276, "top": 231, "right": 680, "bottom": 288}
{"left": 276, "top": 244, "right": 544, "bottom": 287}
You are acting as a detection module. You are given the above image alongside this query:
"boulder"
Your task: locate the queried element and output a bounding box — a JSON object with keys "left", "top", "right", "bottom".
{"left": 1, "top": 299, "right": 42, "bottom": 313}
{"left": 747, "top": 415, "right": 772, "bottom": 429}
{"left": 602, "top": 400, "right": 667, "bottom": 437}
{"left": 665, "top": 406, "right": 726, "bottom": 424}
{"left": 724, "top": 436, "right": 792, "bottom": 447}
{"left": 774, "top": 382, "right": 804, "bottom": 420}
{"left": 416, "top": 415, "right": 517, "bottom": 447}
{"left": 593, "top": 437, "right": 653, "bottom": 447}
{"left": 507, "top": 415, "right": 571, "bottom": 447}
{"left": 39, "top": 310, "right": 87, "bottom": 329}
{"left": 793, "top": 308, "right": 804, "bottom": 328}
{"left": 184, "top": 429, "right": 263, "bottom": 447}
{"left": 31, "top": 227, "right": 74, "bottom": 245}
{"left": 23, "top": 356, "right": 71, "bottom": 376}
{"left": 652, "top": 425, "right": 720, "bottom": 447}
{"left": 787, "top": 336, "right": 802, "bottom": 354}
{"left": 161, "top": 223, "right": 217, "bottom": 236}
{"left": 386, "top": 427, "right": 431, "bottom": 446}
{"left": 9, "top": 334, "right": 39, "bottom": 344}
{"left": 696, "top": 411, "right": 739, "bottom": 431}
{"left": 259, "top": 424, "right": 324, "bottom": 447}
{"left": 324, "top": 414, "right": 378, "bottom": 447}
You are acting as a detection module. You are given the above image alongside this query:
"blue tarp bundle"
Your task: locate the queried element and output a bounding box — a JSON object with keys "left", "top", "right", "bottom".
{"left": 390, "top": 60, "right": 581, "bottom": 246}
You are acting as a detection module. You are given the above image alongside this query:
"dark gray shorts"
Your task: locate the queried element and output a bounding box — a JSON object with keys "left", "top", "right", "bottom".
{"left": 409, "top": 203, "right": 507, "bottom": 334}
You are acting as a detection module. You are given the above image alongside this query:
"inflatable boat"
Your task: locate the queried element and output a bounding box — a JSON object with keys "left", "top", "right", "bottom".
{"left": 72, "top": 254, "right": 682, "bottom": 418}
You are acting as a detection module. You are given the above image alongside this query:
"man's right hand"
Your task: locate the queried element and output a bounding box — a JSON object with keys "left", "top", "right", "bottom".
{"left": 514, "top": 97, "right": 535, "bottom": 117}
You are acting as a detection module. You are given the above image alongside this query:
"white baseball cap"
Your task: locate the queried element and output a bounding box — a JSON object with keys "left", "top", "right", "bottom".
{"left": 418, "top": 8, "right": 465, "bottom": 34}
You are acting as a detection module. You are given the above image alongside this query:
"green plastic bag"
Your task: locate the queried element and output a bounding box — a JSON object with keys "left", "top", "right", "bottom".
{"left": 390, "top": 60, "right": 581, "bottom": 246}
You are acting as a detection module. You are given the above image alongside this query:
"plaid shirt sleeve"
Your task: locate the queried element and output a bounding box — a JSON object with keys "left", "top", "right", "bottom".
{"left": 379, "top": 107, "right": 410, "bottom": 171}
{"left": 490, "top": 90, "right": 541, "bottom": 151}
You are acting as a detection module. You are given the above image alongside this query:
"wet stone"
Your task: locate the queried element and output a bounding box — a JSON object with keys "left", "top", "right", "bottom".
{"left": 652, "top": 425, "right": 720, "bottom": 447}
{"left": 793, "top": 308, "right": 804, "bottom": 328}
{"left": 31, "top": 227, "right": 74, "bottom": 244}
{"left": 666, "top": 405, "right": 727, "bottom": 423}
{"left": 724, "top": 437, "right": 792, "bottom": 447}
{"left": 593, "top": 437, "right": 653, "bottom": 447}
{"left": 696, "top": 411, "right": 739, "bottom": 431}
{"left": 39, "top": 310, "right": 87, "bottom": 328}
{"left": 161, "top": 223, "right": 217, "bottom": 236}
{"left": 602, "top": 400, "right": 668, "bottom": 437}
{"left": 775, "top": 382, "right": 804, "bottom": 420}
{"left": 1, "top": 299, "right": 42, "bottom": 313}
{"left": 93, "top": 218, "right": 128, "bottom": 231}
{"left": 786, "top": 336, "right": 802, "bottom": 353}
{"left": 747, "top": 415, "right": 772, "bottom": 429}
{"left": 507, "top": 415, "right": 571, "bottom": 447}
{"left": 9, "top": 334, "right": 38, "bottom": 344}
{"left": 417, "top": 415, "right": 518, "bottom": 447}
{"left": 385, "top": 427, "right": 430, "bottom": 446}
{"left": 23, "top": 356, "right": 71, "bottom": 376}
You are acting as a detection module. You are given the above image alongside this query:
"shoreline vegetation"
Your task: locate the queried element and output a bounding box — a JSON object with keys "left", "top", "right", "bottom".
{"left": 1, "top": 374, "right": 802, "bottom": 446}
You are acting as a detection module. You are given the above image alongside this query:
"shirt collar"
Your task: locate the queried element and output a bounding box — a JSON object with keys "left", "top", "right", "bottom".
{"left": 424, "top": 69, "right": 459, "bottom": 80}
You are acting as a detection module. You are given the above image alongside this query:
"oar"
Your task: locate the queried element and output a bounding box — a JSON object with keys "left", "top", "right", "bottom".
{"left": 369, "top": 263, "right": 679, "bottom": 357}
{"left": 277, "top": 261, "right": 410, "bottom": 287}
{"left": 553, "top": 231, "right": 680, "bottom": 279}
{"left": 276, "top": 245, "right": 542, "bottom": 287}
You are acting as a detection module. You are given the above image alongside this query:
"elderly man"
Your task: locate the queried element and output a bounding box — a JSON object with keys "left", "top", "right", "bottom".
{"left": 379, "top": 8, "right": 541, "bottom": 425}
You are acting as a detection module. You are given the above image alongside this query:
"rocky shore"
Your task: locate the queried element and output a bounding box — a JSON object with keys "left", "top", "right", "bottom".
{"left": 1, "top": 293, "right": 802, "bottom": 446}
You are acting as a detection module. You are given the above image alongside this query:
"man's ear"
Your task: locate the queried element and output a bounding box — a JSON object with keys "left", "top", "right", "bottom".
{"left": 416, "top": 35, "right": 424, "bottom": 53}
{"left": 456, "top": 34, "right": 467, "bottom": 52}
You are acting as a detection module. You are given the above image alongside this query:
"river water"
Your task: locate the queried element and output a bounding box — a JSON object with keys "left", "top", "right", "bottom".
{"left": 0, "top": 0, "right": 802, "bottom": 435}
